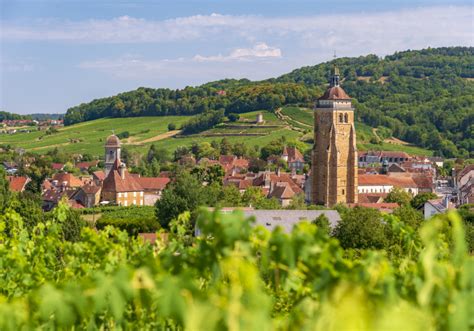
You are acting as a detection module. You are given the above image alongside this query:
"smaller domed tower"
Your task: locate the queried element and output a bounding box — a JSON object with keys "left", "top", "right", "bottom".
{"left": 105, "top": 134, "right": 121, "bottom": 177}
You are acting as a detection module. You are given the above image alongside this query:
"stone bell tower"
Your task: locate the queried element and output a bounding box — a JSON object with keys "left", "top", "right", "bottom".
{"left": 104, "top": 134, "right": 121, "bottom": 177}
{"left": 311, "top": 65, "right": 358, "bottom": 206}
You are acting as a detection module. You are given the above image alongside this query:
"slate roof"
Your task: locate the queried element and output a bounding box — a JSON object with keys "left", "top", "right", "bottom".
{"left": 197, "top": 209, "right": 341, "bottom": 235}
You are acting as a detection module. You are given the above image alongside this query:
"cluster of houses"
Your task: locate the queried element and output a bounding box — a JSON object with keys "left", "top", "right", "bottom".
{"left": 0, "top": 119, "right": 63, "bottom": 134}
{"left": 3, "top": 133, "right": 472, "bottom": 218}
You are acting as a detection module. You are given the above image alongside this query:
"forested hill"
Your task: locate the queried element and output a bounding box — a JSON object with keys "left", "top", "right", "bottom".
{"left": 64, "top": 47, "right": 474, "bottom": 158}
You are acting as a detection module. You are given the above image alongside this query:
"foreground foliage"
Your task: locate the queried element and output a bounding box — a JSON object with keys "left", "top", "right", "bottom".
{"left": 0, "top": 202, "right": 472, "bottom": 330}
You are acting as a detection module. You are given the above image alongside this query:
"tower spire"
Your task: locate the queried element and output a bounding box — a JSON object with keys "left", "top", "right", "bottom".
{"left": 330, "top": 51, "right": 340, "bottom": 87}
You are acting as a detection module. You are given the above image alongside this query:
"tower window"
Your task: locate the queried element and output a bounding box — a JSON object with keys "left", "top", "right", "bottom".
{"left": 344, "top": 113, "right": 348, "bottom": 123}
{"left": 342, "top": 189, "right": 345, "bottom": 195}
{"left": 339, "top": 114, "right": 343, "bottom": 123}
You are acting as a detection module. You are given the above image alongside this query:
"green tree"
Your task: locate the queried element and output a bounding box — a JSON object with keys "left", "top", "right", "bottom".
{"left": 312, "top": 213, "right": 331, "bottom": 235}
{"left": 0, "top": 167, "right": 10, "bottom": 211}
{"left": 334, "top": 207, "right": 387, "bottom": 249}
{"left": 220, "top": 185, "right": 242, "bottom": 207}
{"left": 384, "top": 187, "right": 412, "bottom": 206}
{"left": 392, "top": 204, "right": 423, "bottom": 229}
{"left": 168, "top": 123, "right": 176, "bottom": 131}
{"left": 155, "top": 172, "right": 205, "bottom": 229}
{"left": 411, "top": 192, "right": 438, "bottom": 209}
{"left": 286, "top": 193, "right": 306, "bottom": 210}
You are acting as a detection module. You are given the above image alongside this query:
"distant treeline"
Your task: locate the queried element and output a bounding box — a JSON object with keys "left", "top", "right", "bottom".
{"left": 62, "top": 47, "right": 474, "bottom": 158}
{"left": 0, "top": 111, "right": 31, "bottom": 121}
{"left": 29, "top": 113, "right": 64, "bottom": 121}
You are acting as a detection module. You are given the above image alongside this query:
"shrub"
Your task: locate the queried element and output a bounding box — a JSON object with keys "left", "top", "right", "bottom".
{"left": 168, "top": 123, "right": 176, "bottom": 131}
{"left": 227, "top": 113, "right": 240, "bottom": 122}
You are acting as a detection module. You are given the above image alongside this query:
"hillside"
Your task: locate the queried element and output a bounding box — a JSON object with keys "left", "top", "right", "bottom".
{"left": 61, "top": 47, "right": 473, "bottom": 158}
{"left": 0, "top": 107, "right": 433, "bottom": 157}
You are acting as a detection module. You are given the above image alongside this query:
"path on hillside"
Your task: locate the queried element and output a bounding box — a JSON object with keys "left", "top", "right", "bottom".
{"left": 126, "top": 130, "right": 181, "bottom": 145}
{"left": 274, "top": 108, "right": 311, "bottom": 132}
{"left": 372, "top": 128, "right": 409, "bottom": 146}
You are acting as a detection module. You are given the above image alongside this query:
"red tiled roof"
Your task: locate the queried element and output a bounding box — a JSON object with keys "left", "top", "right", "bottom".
{"left": 81, "top": 182, "right": 101, "bottom": 194}
{"left": 233, "top": 158, "right": 249, "bottom": 168}
{"left": 76, "top": 161, "right": 99, "bottom": 170}
{"left": 93, "top": 170, "right": 106, "bottom": 181}
{"left": 318, "top": 86, "right": 351, "bottom": 100}
{"left": 7, "top": 176, "right": 29, "bottom": 192}
{"left": 219, "top": 155, "right": 236, "bottom": 165}
{"left": 283, "top": 146, "right": 304, "bottom": 162}
{"left": 135, "top": 177, "right": 170, "bottom": 190}
{"left": 348, "top": 202, "right": 399, "bottom": 212}
{"left": 105, "top": 134, "right": 120, "bottom": 147}
{"left": 102, "top": 169, "right": 143, "bottom": 193}
{"left": 269, "top": 183, "right": 296, "bottom": 200}
{"left": 51, "top": 163, "right": 64, "bottom": 170}
{"left": 358, "top": 193, "right": 387, "bottom": 204}
{"left": 358, "top": 174, "right": 417, "bottom": 188}
{"left": 52, "top": 173, "right": 83, "bottom": 187}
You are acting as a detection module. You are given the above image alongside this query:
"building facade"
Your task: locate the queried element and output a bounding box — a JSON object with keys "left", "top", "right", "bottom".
{"left": 311, "top": 65, "right": 358, "bottom": 206}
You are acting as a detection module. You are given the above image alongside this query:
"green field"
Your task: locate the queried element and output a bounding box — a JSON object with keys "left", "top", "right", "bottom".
{"left": 0, "top": 116, "right": 192, "bottom": 156}
{"left": 0, "top": 108, "right": 432, "bottom": 157}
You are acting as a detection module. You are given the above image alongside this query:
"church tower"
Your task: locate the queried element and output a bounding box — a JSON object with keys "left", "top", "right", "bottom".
{"left": 311, "top": 65, "right": 358, "bottom": 206}
{"left": 105, "top": 134, "right": 121, "bottom": 177}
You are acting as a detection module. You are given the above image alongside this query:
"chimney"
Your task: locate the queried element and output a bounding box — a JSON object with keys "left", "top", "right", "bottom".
{"left": 119, "top": 163, "right": 126, "bottom": 180}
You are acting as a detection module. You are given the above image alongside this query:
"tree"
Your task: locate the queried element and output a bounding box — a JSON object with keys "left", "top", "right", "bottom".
{"left": 286, "top": 193, "right": 306, "bottom": 210}
{"left": 411, "top": 192, "right": 438, "bottom": 209}
{"left": 334, "top": 207, "right": 387, "bottom": 249}
{"left": 155, "top": 172, "right": 205, "bottom": 229}
{"left": 312, "top": 214, "right": 331, "bottom": 235}
{"left": 0, "top": 167, "right": 10, "bottom": 211}
{"left": 220, "top": 185, "right": 242, "bottom": 207}
{"left": 384, "top": 187, "right": 412, "bottom": 206}
{"left": 242, "top": 186, "right": 265, "bottom": 207}
{"left": 227, "top": 113, "right": 240, "bottom": 122}
{"left": 392, "top": 205, "right": 423, "bottom": 229}
{"left": 47, "top": 199, "right": 85, "bottom": 242}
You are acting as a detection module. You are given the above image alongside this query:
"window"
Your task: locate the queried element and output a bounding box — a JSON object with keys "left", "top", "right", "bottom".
{"left": 342, "top": 189, "right": 345, "bottom": 195}
{"left": 124, "top": 201, "right": 128, "bottom": 207}
{"left": 133, "top": 192, "right": 137, "bottom": 197}
{"left": 133, "top": 200, "right": 136, "bottom": 205}
{"left": 339, "top": 114, "right": 343, "bottom": 123}
{"left": 124, "top": 192, "right": 128, "bottom": 198}
{"left": 344, "top": 113, "right": 348, "bottom": 123}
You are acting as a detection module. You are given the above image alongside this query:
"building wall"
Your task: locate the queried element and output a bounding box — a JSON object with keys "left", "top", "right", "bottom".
{"left": 311, "top": 101, "right": 358, "bottom": 206}
{"left": 102, "top": 190, "right": 144, "bottom": 206}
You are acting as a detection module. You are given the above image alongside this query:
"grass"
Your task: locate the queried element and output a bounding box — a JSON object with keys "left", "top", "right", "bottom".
{"left": 0, "top": 107, "right": 433, "bottom": 157}
{"left": 0, "top": 116, "right": 192, "bottom": 156}
{"left": 281, "top": 106, "right": 314, "bottom": 126}
{"left": 238, "top": 110, "right": 282, "bottom": 125}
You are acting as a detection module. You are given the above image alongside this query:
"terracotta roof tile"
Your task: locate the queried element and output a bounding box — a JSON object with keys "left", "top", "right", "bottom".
{"left": 7, "top": 176, "right": 29, "bottom": 192}
{"left": 318, "top": 86, "right": 351, "bottom": 100}
{"left": 52, "top": 173, "right": 83, "bottom": 187}
{"left": 135, "top": 177, "right": 170, "bottom": 190}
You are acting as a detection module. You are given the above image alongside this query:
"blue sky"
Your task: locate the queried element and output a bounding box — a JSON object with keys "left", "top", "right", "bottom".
{"left": 1, "top": 0, "right": 473, "bottom": 114}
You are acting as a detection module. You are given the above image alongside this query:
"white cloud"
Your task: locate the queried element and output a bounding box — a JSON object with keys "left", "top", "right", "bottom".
{"left": 79, "top": 43, "right": 283, "bottom": 80}
{"left": 1, "top": 7, "right": 472, "bottom": 51}
{"left": 193, "top": 43, "right": 282, "bottom": 62}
